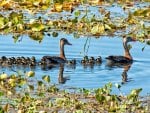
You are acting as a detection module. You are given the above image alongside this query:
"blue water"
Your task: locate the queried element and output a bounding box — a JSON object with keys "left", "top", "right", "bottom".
{"left": 0, "top": 33, "right": 150, "bottom": 95}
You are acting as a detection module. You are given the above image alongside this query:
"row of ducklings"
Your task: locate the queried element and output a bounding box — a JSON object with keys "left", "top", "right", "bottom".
{"left": 0, "top": 56, "right": 102, "bottom": 66}
{"left": 81, "top": 56, "right": 102, "bottom": 64}
{"left": 0, "top": 56, "right": 36, "bottom": 66}
{"left": 66, "top": 56, "right": 102, "bottom": 65}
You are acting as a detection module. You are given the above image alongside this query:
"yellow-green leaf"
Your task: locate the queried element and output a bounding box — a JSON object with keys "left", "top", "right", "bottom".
{"left": 31, "top": 23, "right": 45, "bottom": 31}
{"left": 42, "top": 75, "right": 50, "bottom": 83}
{"left": 27, "top": 71, "right": 35, "bottom": 77}
{"left": 0, "top": 15, "right": 5, "bottom": 28}
{"left": 91, "top": 23, "right": 104, "bottom": 35}
{"left": 0, "top": 73, "right": 8, "bottom": 80}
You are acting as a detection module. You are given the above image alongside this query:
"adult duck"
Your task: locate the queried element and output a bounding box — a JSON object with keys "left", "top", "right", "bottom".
{"left": 106, "top": 36, "right": 136, "bottom": 64}
{"left": 41, "top": 38, "right": 72, "bottom": 64}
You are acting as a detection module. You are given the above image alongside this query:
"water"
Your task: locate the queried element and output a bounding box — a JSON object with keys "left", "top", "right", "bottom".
{"left": 0, "top": 33, "right": 150, "bottom": 95}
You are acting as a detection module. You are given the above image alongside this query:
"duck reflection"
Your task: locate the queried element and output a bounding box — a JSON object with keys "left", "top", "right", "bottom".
{"left": 121, "top": 63, "right": 132, "bottom": 84}
{"left": 106, "top": 62, "right": 133, "bottom": 84}
{"left": 40, "top": 63, "right": 72, "bottom": 84}
{"left": 58, "top": 64, "right": 70, "bottom": 84}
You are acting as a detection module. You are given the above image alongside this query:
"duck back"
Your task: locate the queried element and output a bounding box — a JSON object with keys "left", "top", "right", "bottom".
{"left": 106, "top": 56, "right": 132, "bottom": 63}
{"left": 42, "top": 56, "right": 66, "bottom": 64}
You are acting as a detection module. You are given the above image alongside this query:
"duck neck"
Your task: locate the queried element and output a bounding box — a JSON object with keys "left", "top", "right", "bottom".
{"left": 123, "top": 41, "right": 132, "bottom": 60}
{"left": 60, "top": 44, "right": 66, "bottom": 60}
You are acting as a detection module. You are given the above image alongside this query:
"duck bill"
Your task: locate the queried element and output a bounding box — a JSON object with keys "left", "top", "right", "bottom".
{"left": 67, "top": 41, "right": 72, "bottom": 45}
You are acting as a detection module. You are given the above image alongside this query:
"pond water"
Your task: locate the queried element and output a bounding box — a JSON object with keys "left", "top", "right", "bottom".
{"left": 0, "top": 33, "right": 150, "bottom": 96}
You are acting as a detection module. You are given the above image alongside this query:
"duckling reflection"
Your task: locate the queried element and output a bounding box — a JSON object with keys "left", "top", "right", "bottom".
{"left": 66, "top": 59, "right": 76, "bottom": 69}
{"left": 58, "top": 64, "right": 70, "bottom": 84}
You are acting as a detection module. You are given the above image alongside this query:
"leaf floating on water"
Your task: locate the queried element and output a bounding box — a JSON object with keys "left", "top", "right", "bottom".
{"left": 75, "top": 110, "right": 84, "bottom": 113}
{"left": 0, "top": 0, "right": 11, "bottom": 9}
{"left": 146, "top": 40, "right": 150, "bottom": 45}
{"left": 0, "top": 15, "right": 5, "bottom": 29}
{"left": 53, "top": 3, "right": 63, "bottom": 12}
{"left": 91, "top": 23, "right": 105, "bottom": 35}
{"left": 28, "top": 85, "right": 34, "bottom": 91}
{"left": 38, "top": 80, "right": 44, "bottom": 86}
{"left": 9, "top": 12, "right": 23, "bottom": 25}
{"left": 74, "top": 10, "right": 81, "bottom": 17}
{"left": 3, "top": 104, "right": 9, "bottom": 113}
{"left": 133, "top": 8, "right": 150, "bottom": 17}
{"left": 31, "top": 23, "right": 45, "bottom": 32}
{"left": 27, "top": 71, "right": 35, "bottom": 77}
{"left": 115, "top": 83, "right": 121, "bottom": 89}
{"left": 130, "top": 88, "right": 142, "bottom": 95}
{"left": 8, "top": 78, "right": 16, "bottom": 87}
{"left": 52, "top": 32, "right": 58, "bottom": 37}
{"left": 0, "top": 73, "right": 8, "bottom": 80}
{"left": 0, "top": 91, "right": 4, "bottom": 96}
{"left": 126, "top": 12, "right": 138, "bottom": 24}
{"left": 29, "top": 32, "right": 44, "bottom": 42}
{"left": 42, "top": 75, "right": 50, "bottom": 83}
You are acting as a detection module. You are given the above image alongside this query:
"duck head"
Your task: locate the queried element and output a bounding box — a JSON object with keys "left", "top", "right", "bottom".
{"left": 123, "top": 36, "right": 136, "bottom": 43}
{"left": 60, "top": 38, "right": 72, "bottom": 46}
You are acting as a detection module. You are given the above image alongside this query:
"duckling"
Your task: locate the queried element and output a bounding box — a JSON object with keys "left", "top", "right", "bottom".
{"left": 66, "top": 59, "right": 76, "bottom": 65}
{"left": 95, "top": 56, "right": 102, "bottom": 64}
{"left": 39, "top": 57, "right": 47, "bottom": 65}
{"left": 88, "top": 56, "right": 95, "bottom": 64}
{"left": 1, "top": 56, "right": 7, "bottom": 61}
{"left": 16, "top": 57, "right": 21, "bottom": 64}
{"left": 81, "top": 56, "right": 89, "bottom": 64}
{"left": 81, "top": 59, "right": 86, "bottom": 64}
{"left": 31, "top": 56, "right": 36, "bottom": 62}
{"left": 29, "top": 61, "right": 36, "bottom": 67}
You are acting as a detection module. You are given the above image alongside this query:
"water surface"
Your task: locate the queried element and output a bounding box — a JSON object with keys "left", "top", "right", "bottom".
{"left": 0, "top": 34, "right": 150, "bottom": 95}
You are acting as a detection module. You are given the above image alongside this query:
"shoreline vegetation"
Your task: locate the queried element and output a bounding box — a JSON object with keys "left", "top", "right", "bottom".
{"left": 0, "top": 0, "right": 149, "bottom": 43}
{"left": 0, "top": 71, "right": 149, "bottom": 112}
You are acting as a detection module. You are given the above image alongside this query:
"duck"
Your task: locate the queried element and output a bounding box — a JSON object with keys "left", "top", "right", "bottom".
{"left": 42, "top": 38, "right": 72, "bottom": 64}
{"left": 106, "top": 36, "right": 136, "bottom": 64}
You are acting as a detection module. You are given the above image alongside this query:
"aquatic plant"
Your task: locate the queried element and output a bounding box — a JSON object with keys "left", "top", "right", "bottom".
{"left": 0, "top": 71, "right": 149, "bottom": 112}
{"left": 0, "top": 0, "right": 149, "bottom": 45}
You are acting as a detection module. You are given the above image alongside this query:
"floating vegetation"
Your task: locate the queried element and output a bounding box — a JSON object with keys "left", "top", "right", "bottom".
{"left": 0, "top": 72, "right": 149, "bottom": 112}
{"left": 0, "top": 0, "right": 149, "bottom": 44}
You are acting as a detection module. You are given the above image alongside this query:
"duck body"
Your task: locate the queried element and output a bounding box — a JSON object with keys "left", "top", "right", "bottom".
{"left": 106, "top": 36, "right": 135, "bottom": 65}
{"left": 106, "top": 55, "right": 133, "bottom": 64}
{"left": 41, "top": 38, "right": 72, "bottom": 65}
{"left": 41, "top": 56, "right": 66, "bottom": 64}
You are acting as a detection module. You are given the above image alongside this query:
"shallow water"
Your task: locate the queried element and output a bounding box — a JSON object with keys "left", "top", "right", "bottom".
{"left": 0, "top": 33, "right": 150, "bottom": 96}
